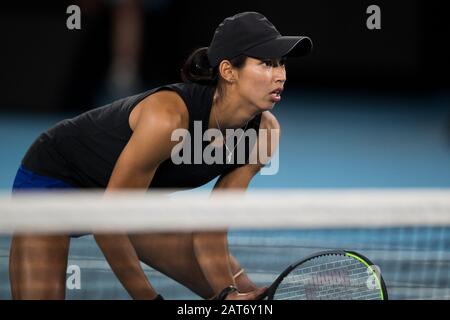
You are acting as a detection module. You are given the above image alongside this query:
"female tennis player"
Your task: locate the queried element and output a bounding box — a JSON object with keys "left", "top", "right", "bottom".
{"left": 9, "top": 12, "right": 312, "bottom": 300}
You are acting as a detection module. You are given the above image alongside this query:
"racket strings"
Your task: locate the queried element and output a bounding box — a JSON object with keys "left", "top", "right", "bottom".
{"left": 274, "top": 255, "right": 383, "bottom": 300}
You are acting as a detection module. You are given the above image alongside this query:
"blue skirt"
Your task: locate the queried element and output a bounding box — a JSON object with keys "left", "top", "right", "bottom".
{"left": 12, "top": 165, "right": 85, "bottom": 237}
{"left": 12, "top": 165, "right": 73, "bottom": 192}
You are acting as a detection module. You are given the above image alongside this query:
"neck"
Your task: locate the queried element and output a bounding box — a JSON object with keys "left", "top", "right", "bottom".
{"left": 209, "top": 86, "right": 255, "bottom": 132}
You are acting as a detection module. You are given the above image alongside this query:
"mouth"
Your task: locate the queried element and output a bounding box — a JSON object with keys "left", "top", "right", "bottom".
{"left": 269, "top": 88, "right": 283, "bottom": 102}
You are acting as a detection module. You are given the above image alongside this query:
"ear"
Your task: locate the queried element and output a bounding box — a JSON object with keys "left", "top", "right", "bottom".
{"left": 218, "top": 60, "right": 236, "bottom": 83}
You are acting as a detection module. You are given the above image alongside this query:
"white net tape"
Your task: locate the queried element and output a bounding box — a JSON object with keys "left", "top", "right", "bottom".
{"left": 1, "top": 189, "right": 449, "bottom": 234}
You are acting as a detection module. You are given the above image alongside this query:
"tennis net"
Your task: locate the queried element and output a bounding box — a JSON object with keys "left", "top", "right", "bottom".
{"left": 0, "top": 189, "right": 449, "bottom": 300}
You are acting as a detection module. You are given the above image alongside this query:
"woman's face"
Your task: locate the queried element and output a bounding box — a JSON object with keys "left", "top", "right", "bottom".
{"left": 234, "top": 56, "right": 287, "bottom": 111}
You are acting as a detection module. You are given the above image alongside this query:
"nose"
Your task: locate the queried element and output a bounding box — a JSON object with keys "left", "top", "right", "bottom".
{"left": 273, "top": 66, "right": 286, "bottom": 84}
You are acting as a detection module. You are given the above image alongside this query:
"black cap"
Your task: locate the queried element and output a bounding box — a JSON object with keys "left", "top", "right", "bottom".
{"left": 207, "top": 12, "right": 313, "bottom": 68}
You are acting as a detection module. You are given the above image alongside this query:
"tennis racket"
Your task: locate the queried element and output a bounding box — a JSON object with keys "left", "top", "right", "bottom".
{"left": 264, "top": 250, "right": 388, "bottom": 300}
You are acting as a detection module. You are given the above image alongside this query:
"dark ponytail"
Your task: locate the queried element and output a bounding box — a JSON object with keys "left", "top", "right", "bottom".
{"left": 181, "top": 47, "right": 218, "bottom": 85}
{"left": 181, "top": 47, "right": 248, "bottom": 85}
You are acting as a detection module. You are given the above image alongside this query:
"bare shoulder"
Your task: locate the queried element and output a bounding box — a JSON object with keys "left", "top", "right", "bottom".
{"left": 259, "top": 111, "right": 281, "bottom": 131}
{"left": 130, "top": 90, "right": 189, "bottom": 132}
{"left": 122, "top": 90, "right": 190, "bottom": 172}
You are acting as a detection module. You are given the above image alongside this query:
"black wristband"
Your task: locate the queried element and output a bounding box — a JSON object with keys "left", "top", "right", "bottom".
{"left": 214, "top": 285, "right": 238, "bottom": 300}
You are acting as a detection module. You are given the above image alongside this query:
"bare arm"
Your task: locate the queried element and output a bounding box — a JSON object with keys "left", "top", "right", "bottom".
{"left": 94, "top": 91, "right": 188, "bottom": 299}
{"left": 193, "top": 111, "right": 281, "bottom": 297}
{"left": 213, "top": 111, "right": 281, "bottom": 189}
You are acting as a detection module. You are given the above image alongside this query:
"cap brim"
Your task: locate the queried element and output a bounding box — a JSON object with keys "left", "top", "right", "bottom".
{"left": 244, "top": 36, "right": 313, "bottom": 59}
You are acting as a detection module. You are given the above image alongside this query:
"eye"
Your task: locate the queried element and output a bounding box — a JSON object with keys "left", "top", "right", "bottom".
{"left": 262, "top": 59, "right": 273, "bottom": 67}
{"left": 261, "top": 58, "right": 286, "bottom": 68}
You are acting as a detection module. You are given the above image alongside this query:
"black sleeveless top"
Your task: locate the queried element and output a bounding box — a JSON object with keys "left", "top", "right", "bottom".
{"left": 22, "top": 83, "right": 262, "bottom": 189}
